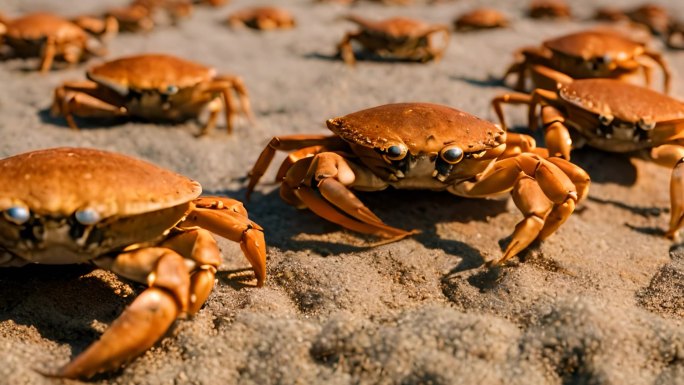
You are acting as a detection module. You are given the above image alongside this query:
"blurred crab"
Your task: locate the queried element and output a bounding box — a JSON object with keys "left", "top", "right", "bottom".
{"left": 51, "top": 53, "right": 253, "bottom": 135}
{"left": 0, "top": 12, "right": 115, "bottom": 72}
{"left": 626, "top": 3, "right": 670, "bottom": 36}
{"left": 503, "top": 29, "right": 671, "bottom": 94}
{"left": 227, "top": 6, "right": 295, "bottom": 30}
{"left": 0, "top": 147, "right": 266, "bottom": 378}
{"left": 246, "top": 102, "right": 589, "bottom": 265}
{"left": 492, "top": 66, "right": 684, "bottom": 238}
{"left": 337, "top": 15, "right": 450, "bottom": 65}
{"left": 102, "top": 0, "right": 193, "bottom": 32}
{"left": 668, "top": 20, "right": 684, "bottom": 49}
{"left": 454, "top": 8, "right": 509, "bottom": 31}
{"left": 528, "top": 0, "right": 571, "bottom": 19}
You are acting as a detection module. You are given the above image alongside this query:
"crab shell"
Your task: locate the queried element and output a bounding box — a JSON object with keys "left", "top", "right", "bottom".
{"left": 326, "top": 102, "right": 505, "bottom": 158}
{"left": 543, "top": 30, "right": 645, "bottom": 62}
{"left": 558, "top": 79, "right": 684, "bottom": 150}
{"left": 359, "top": 17, "right": 435, "bottom": 37}
{"left": 560, "top": 79, "right": 684, "bottom": 125}
{"left": 0, "top": 147, "right": 201, "bottom": 264}
{"left": 87, "top": 53, "right": 215, "bottom": 95}
{"left": 4, "top": 12, "right": 87, "bottom": 41}
{"left": 454, "top": 8, "right": 509, "bottom": 30}
{"left": 228, "top": 6, "right": 295, "bottom": 29}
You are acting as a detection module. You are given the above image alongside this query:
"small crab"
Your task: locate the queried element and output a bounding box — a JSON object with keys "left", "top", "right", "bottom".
{"left": 0, "top": 12, "right": 115, "bottom": 72}
{"left": 337, "top": 15, "right": 450, "bottom": 65}
{"left": 528, "top": 0, "right": 571, "bottom": 19}
{"left": 492, "top": 66, "right": 684, "bottom": 238}
{"left": 246, "top": 102, "right": 589, "bottom": 265}
{"left": 454, "top": 8, "right": 509, "bottom": 31}
{"left": 227, "top": 6, "right": 295, "bottom": 30}
{"left": 103, "top": 0, "right": 193, "bottom": 32}
{"left": 667, "top": 20, "right": 684, "bottom": 49}
{"left": 503, "top": 29, "right": 671, "bottom": 94}
{"left": 51, "top": 53, "right": 253, "bottom": 135}
{"left": 0, "top": 147, "right": 266, "bottom": 378}
{"left": 593, "top": 6, "right": 629, "bottom": 22}
{"left": 626, "top": 3, "right": 670, "bottom": 36}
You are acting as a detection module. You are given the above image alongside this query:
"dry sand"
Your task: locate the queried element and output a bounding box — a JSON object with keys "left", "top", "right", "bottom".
{"left": 1, "top": 0, "right": 683, "bottom": 384}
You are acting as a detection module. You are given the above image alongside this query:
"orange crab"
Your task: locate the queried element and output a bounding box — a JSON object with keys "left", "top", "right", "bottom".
{"left": 226, "top": 6, "right": 295, "bottom": 30}
{"left": 0, "top": 12, "right": 116, "bottom": 72}
{"left": 493, "top": 66, "right": 684, "bottom": 238}
{"left": 0, "top": 147, "right": 266, "bottom": 378}
{"left": 246, "top": 102, "right": 589, "bottom": 266}
{"left": 528, "top": 0, "right": 571, "bottom": 19}
{"left": 51, "top": 53, "right": 253, "bottom": 135}
{"left": 454, "top": 8, "right": 509, "bottom": 31}
{"left": 503, "top": 29, "right": 671, "bottom": 93}
{"left": 337, "top": 15, "right": 450, "bottom": 65}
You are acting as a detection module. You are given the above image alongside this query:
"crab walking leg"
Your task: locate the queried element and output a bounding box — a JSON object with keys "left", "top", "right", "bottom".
{"left": 337, "top": 31, "right": 362, "bottom": 66}
{"left": 491, "top": 92, "right": 533, "bottom": 131}
{"left": 465, "top": 154, "right": 580, "bottom": 264}
{"left": 275, "top": 145, "right": 326, "bottom": 183}
{"left": 39, "top": 36, "right": 57, "bottom": 72}
{"left": 200, "top": 97, "right": 224, "bottom": 136}
{"left": 425, "top": 25, "right": 450, "bottom": 62}
{"left": 650, "top": 144, "right": 684, "bottom": 238}
{"left": 642, "top": 50, "right": 672, "bottom": 94}
{"left": 214, "top": 76, "right": 254, "bottom": 130}
{"left": 59, "top": 250, "right": 190, "bottom": 379}
{"left": 500, "top": 132, "right": 537, "bottom": 158}
{"left": 246, "top": 135, "right": 346, "bottom": 199}
{"left": 179, "top": 198, "right": 267, "bottom": 286}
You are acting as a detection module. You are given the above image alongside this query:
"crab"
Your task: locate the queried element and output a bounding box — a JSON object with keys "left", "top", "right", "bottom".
{"left": 0, "top": 147, "right": 266, "bottom": 378}
{"left": 528, "top": 0, "right": 571, "bottom": 19}
{"left": 503, "top": 29, "right": 672, "bottom": 94}
{"left": 337, "top": 15, "right": 450, "bottom": 66}
{"left": 0, "top": 12, "right": 115, "bottom": 72}
{"left": 492, "top": 65, "right": 684, "bottom": 238}
{"left": 227, "top": 6, "right": 296, "bottom": 30}
{"left": 626, "top": 3, "right": 670, "bottom": 36}
{"left": 246, "top": 102, "right": 589, "bottom": 266}
{"left": 51, "top": 53, "right": 253, "bottom": 135}
{"left": 667, "top": 20, "right": 684, "bottom": 49}
{"left": 454, "top": 8, "right": 509, "bottom": 31}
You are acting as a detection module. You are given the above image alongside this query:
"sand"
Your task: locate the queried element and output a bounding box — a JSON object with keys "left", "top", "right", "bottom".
{"left": 0, "top": 0, "right": 683, "bottom": 384}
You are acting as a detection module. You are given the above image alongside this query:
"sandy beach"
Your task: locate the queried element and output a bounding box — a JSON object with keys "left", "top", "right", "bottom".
{"left": 0, "top": 0, "right": 683, "bottom": 384}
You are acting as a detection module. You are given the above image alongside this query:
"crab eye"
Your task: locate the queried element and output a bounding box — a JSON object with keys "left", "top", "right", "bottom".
{"left": 75, "top": 209, "right": 100, "bottom": 225}
{"left": 440, "top": 146, "right": 464, "bottom": 164}
{"left": 3, "top": 206, "right": 30, "bottom": 225}
{"left": 383, "top": 144, "right": 407, "bottom": 161}
{"left": 165, "top": 85, "right": 179, "bottom": 94}
{"left": 598, "top": 114, "right": 613, "bottom": 125}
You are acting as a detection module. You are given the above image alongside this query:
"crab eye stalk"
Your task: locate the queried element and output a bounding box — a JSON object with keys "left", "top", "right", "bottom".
{"left": 3, "top": 206, "right": 30, "bottom": 225}
{"left": 383, "top": 144, "right": 408, "bottom": 161}
{"left": 440, "top": 145, "right": 464, "bottom": 164}
{"left": 75, "top": 209, "right": 101, "bottom": 225}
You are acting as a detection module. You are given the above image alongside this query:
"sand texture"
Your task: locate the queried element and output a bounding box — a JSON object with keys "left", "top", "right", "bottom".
{"left": 0, "top": 0, "right": 683, "bottom": 384}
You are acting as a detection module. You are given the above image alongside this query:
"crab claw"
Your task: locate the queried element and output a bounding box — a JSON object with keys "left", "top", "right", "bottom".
{"left": 56, "top": 288, "right": 179, "bottom": 379}
{"left": 182, "top": 197, "right": 267, "bottom": 286}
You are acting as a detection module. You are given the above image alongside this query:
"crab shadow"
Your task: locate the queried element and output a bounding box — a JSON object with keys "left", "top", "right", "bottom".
{"left": 37, "top": 107, "right": 130, "bottom": 130}
{"left": 0, "top": 264, "right": 134, "bottom": 359}
{"left": 222, "top": 184, "right": 508, "bottom": 272}
{"left": 303, "top": 51, "right": 441, "bottom": 65}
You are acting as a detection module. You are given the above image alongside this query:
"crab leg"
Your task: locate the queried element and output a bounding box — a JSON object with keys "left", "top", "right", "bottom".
{"left": 650, "top": 144, "right": 684, "bottom": 238}
{"left": 39, "top": 36, "right": 57, "bottom": 72}
{"left": 425, "top": 25, "right": 450, "bottom": 62}
{"left": 246, "top": 135, "right": 347, "bottom": 199}
{"left": 540, "top": 105, "right": 573, "bottom": 160}
{"left": 286, "top": 152, "right": 416, "bottom": 241}
{"left": 179, "top": 197, "right": 267, "bottom": 286}
{"left": 214, "top": 75, "right": 254, "bottom": 133}
{"left": 51, "top": 81, "right": 127, "bottom": 129}
{"left": 465, "top": 153, "right": 580, "bottom": 265}
{"left": 642, "top": 50, "right": 672, "bottom": 94}
{"left": 337, "top": 31, "right": 363, "bottom": 66}
{"left": 59, "top": 249, "right": 190, "bottom": 379}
